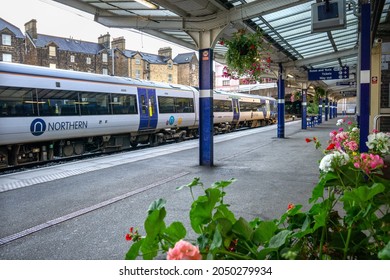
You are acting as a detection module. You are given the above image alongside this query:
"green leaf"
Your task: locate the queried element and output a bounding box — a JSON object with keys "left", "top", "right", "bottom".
{"left": 279, "top": 204, "right": 302, "bottom": 225}
{"left": 211, "top": 178, "right": 236, "bottom": 189}
{"left": 378, "top": 241, "right": 390, "bottom": 260}
{"left": 140, "top": 237, "right": 159, "bottom": 260}
{"left": 214, "top": 204, "right": 236, "bottom": 224}
{"left": 176, "top": 177, "right": 202, "bottom": 191}
{"left": 163, "top": 222, "right": 186, "bottom": 244}
{"left": 309, "top": 172, "right": 337, "bottom": 203}
{"left": 342, "top": 183, "right": 385, "bottom": 205}
{"left": 190, "top": 188, "right": 221, "bottom": 233}
{"left": 268, "top": 230, "right": 291, "bottom": 249}
{"left": 252, "top": 221, "right": 278, "bottom": 245}
{"left": 147, "top": 198, "right": 166, "bottom": 214}
{"left": 313, "top": 206, "right": 328, "bottom": 231}
{"left": 210, "top": 227, "right": 223, "bottom": 250}
{"left": 214, "top": 218, "right": 233, "bottom": 237}
{"left": 145, "top": 207, "right": 166, "bottom": 238}
{"left": 232, "top": 217, "right": 253, "bottom": 241}
{"left": 125, "top": 239, "right": 143, "bottom": 260}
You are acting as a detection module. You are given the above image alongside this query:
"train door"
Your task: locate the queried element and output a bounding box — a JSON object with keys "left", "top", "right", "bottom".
{"left": 232, "top": 98, "right": 240, "bottom": 123}
{"left": 137, "top": 88, "right": 158, "bottom": 130}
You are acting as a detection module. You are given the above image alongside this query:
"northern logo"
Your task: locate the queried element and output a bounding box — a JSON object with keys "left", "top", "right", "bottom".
{"left": 30, "top": 118, "right": 46, "bottom": 136}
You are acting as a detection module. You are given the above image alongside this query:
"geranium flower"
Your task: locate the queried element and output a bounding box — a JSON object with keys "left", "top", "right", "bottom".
{"left": 353, "top": 153, "right": 384, "bottom": 174}
{"left": 125, "top": 227, "right": 141, "bottom": 242}
{"left": 326, "top": 143, "right": 336, "bottom": 151}
{"left": 287, "top": 203, "right": 295, "bottom": 210}
{"left": 366, "top": 132, "right": 390, "bottom": 155}
{"left": 167, "top": 240, "right": 202, "bottom": 260}
{"left": 319, "top": 151, "right": 350, "bottom": 173}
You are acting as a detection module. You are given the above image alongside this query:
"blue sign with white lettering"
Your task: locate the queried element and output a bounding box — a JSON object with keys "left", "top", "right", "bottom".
{"left": 308, "top": 66, "right": 349, "bottom": 80}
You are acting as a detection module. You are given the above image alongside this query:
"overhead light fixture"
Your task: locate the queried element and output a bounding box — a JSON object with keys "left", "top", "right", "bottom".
{"left": 134, "top": 0, "right": 158, "bottom": 9}
{"left": 287, "top": 74, "right": 294, "bottom": 78}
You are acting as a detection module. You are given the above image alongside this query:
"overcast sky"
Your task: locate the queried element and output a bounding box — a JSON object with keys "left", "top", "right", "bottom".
{"left": 1, "top": 0, "right": 193, "bottom": 56}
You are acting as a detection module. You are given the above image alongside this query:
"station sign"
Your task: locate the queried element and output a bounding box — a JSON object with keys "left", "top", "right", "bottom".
{"left": 341, "top": 91, "right": 356, "bottom": 97}
{"left": 308, "top": 66, "right": 349, "bottom": 80}
{"left": 336, "top": 81, "right": 356, "bottom": 87}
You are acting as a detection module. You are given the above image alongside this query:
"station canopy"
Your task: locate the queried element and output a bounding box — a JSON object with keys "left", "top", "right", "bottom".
{"left": 53, "top": 0, "right": 390, "bottom": 99}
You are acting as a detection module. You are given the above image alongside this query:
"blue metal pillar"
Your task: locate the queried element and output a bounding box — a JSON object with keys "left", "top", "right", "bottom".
{"left": 329, "top": 101, "right": 333, "bottom": 119}
{"left": 301, "top": 87, "right": 307, "bottom": 129}
{"left": 277, "top": 63, "right": 285, "bottom": 138}
{"left": 359, "top": 1, "right": 371, "bottom": 153}
{"left": 198, "top": 48, "right": 213, "bottom": 166}
{"left": 325, "top": 97, "right": 329, "bottom": 121}
{"left": 318, "top": 98, "right": 323, "bottom": 124}
{"left": 334, "top": 102, "right": 338, "bottom": 117}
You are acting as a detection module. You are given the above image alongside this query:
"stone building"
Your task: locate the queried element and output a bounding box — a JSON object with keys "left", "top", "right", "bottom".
{"left": 24, "top": 19, "right": 110, "bottom": 73}
{"left": 0, "top": 17, "right": 25, "bottom": 63}
{"left": 0, "top": 17, "right": 199, "bottom": 87}
{"left": 173, "top": 52, "right": 199, "bottom": 87}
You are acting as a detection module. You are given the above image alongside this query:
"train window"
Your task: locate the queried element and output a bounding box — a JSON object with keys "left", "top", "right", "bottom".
{"left": 175, "top": 97, "right": 194, "bottom": 113}
{"left": 239, "top": 101, "right": 263, "bottom": 112}
{"left": 141, "top": 95, "right": 146, "bottom": 114}
{"left": 79, "top": 92, "right": 110, "bottom": 115}
{"left": 213, "top": 100, "right": 232, "bottom": 112}
{"left": 158, "top": 96, "right": 194, "bottom": 113}
{"left": 0, "top": 86, "right": 38, "bottom": 117}
{"left": 111, "top": 94, "right": 137, "bottom": 114}
{"left": 149, "top": 94, "right": 155, "bottom": 115}
{"left": 158, "top": 96, "right": 175, "bottom": 113}
{"left": 37, "top": 89, "right": 80, "bottom": 116}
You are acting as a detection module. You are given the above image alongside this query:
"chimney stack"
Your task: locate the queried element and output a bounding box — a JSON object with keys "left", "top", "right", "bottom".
{"left": 25, "top": 19, "right": 37, "bottom": 39}
{"left": 98, "top": 32, "right": 111, "bottom": 49}
{"left": 111, "top": 37, "right": 126, "bottom": 51}
{"left": 158, "top": 47, "right": 172, "bottom": 59}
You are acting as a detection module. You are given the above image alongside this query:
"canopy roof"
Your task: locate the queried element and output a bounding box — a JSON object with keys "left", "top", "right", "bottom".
{"left": 53, "top": 0, "right": 390, "bottom": 98}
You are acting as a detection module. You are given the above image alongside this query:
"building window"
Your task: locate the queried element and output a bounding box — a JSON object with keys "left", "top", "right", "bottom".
{"left": 168, "top": 74, "right": 172, "bottom": 82}
{"left": 2, "top": 53, "right": 12, "bottom": 62}
{"left": 222, "top": 80, "right": 230, "bottom": 86}
{"left": 102, "top": 68, "right": 108, "bottom": 75}
{"left": 135, "top": 58, "right": 141, "bottom": 65}
{"left": 86, "top": 57, "right": 91, "bottom": 64}
{"left": 49, "top": 64, "right": 56, "bottom": 69}
{"left": 135, "top": 70, "right": 141, "bottom": 79}
{"left": 167, "top": 61, "right": 172, "bottom": 69}
{"left": 102, "top": 53, "right": 108, "bottom": 63}
{"left": 2, "top": 34, "right": 11, "bottom": 46}
{"left": 49, "top": 46, "right": 56, "bottom": 57}
{"left": 70, "top": 55, "right": 75, "bottom": 63}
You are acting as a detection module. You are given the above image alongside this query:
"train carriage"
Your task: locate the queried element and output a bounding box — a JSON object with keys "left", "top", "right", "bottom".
{"left": 0, "top": 62, "right": 277, "bottom": 168}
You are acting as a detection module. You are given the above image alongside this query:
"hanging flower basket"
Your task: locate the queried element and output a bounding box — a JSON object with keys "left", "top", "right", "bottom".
{"left": 219, "top": 29, "right": 271, "bottom": 83}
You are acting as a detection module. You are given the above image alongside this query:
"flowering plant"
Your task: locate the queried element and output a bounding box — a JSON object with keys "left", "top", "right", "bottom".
{"left": 125, "top": 120, "right": 389, "bottom": 260}
{"left": 219, "top": 29, "right": 271, "bottom": 83}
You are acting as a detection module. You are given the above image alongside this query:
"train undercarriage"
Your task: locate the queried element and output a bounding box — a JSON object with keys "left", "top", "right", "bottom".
{"left": 0, "top": 118, "right": 275, "bottom": 169}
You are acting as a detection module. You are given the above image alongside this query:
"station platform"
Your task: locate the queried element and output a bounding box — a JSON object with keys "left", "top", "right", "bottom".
{"left": 0, "top": 117, "right": 340, "bottom": 259}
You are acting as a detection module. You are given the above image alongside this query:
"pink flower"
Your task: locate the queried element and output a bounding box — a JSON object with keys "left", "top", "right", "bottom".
{"left": 345, "top": 140, "right": 359, "bottom": 151}
{"left": 353, "top": 153, "right": 384, "bottom": 174}
{"left": 167, "top": 240, "right": 202, "bottom": 260}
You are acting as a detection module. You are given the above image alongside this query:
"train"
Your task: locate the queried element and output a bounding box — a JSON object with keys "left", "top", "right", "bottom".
{"left": 0, "top": 62, "right": 277, "bottom": 169}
